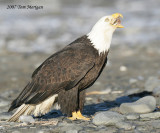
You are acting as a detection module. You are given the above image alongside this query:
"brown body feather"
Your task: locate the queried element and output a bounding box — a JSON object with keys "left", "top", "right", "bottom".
{"left": 8, "top": 35, "right": 108, "bottom": 121}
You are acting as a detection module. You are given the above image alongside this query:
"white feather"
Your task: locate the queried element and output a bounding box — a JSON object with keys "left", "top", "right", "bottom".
{"left": 33, "top": 94, "right": 58, "bottom": 116}
{"left": 8, "top": 94, "right": 58, "bottom": 122}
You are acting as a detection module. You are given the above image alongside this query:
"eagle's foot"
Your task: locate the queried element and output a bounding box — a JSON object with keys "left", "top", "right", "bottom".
{"left": 68, "top": 110, "right": 90, "bottom": 121}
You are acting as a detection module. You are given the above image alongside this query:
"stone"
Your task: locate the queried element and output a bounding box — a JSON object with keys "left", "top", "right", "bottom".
{"left": 125, "top": 88, "right": 141, "bottom": 95}
{"left": 151, "top": 121, "right": 160, "bottom": 129}
{"left": 145, "top": 77, "right": 160, "bottom": 92}
{"left": 126, "top": 113, "right": 140, "bottom": 120}
{"left": 0, "top": 126, "right": 4, "bottom": 129}
{"left": 136, "top": 126, "right": 148, "bottom": 132}
{"left": 120, "top": 66, "right": 127, "bottom": 72}
{"left": 120, "top": 96, "right": 156, "bottom": 114}
{"left": 12, "top": 131, "right": 21, "bottom": 133}
{"left": 37, "top": 131, "right": 46, "bottom": 133}
{"left": 153, "top": 87, "right": 160, "bottom": 96}
{"left": 92, "top": 111, "right": 135, "bottom": 130}
{"left": 116, "top": 122, "right": 135, "bottom": 130}
{"left": 129, "top": 78, "right": 137, "bottom": 84}
{"left": 92, "top": 111, "right": 125, "bottom": 125}
{"left": 156, "top": 97, "right": 160, "bottom": 106}
{"left": 19, "top": 115, "right": 35, "bottom": 124}
{"left": 66, "top": 130, "right": 78, "bottom": 133}
{"left": 60, "top": 123, "right": 82, "bottom": 133}
{"left": 137, "top": 76, "right": 144, "bottom": 80}
{"left": 140, "top": 112, "right": 160, "bottom": 120}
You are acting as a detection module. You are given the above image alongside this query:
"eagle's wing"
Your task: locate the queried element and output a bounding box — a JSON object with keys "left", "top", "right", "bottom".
{"left": 8, "top": 43, "right": 95, "bottom": 111}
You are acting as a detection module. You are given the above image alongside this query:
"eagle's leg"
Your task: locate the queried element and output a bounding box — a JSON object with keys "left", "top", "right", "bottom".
{"left": 68, "top": 110, "right": 90, "bottom": 120}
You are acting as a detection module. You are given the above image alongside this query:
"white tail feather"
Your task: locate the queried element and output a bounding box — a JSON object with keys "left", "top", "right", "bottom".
{"left": 8, "top": 94, "right": 58, "bottom": 122}
{"left": 8, "top": 104, "right": 33, "bottom": 122}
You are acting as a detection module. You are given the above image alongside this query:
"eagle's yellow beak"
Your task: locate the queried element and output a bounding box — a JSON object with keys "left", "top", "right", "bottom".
{"left": 111, "top": 13, "right": 124, "bottom": 28}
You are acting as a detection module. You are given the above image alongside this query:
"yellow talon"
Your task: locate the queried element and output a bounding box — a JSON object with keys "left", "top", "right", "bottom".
{"left": 68, "top": 110, "right": 90, "bottom": 121}
{"left": 68, "top": 111, "right": 77, "bottom": 120}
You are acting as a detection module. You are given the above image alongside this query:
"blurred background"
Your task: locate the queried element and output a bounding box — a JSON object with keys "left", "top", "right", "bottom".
{"left": 0, "top": 0, "right": 160, "bottom": 111}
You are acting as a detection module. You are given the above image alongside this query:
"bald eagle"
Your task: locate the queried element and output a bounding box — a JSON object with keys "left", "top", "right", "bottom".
{"left": 8, "top": 13, "right": 123, "bottom": 122}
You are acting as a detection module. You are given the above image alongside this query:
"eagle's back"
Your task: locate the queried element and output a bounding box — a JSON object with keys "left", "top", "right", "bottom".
{"left": 9, "top": 35, "right": 106, "bottom": 112}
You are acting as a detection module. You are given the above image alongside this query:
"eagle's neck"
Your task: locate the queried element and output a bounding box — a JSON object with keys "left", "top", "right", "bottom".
{"left": 87, "top": 26, "right": 114, "bottom": 55}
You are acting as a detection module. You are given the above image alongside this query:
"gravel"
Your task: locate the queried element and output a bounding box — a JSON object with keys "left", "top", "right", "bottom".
{"left": 59, "top": 123, "right": 82, "bottom": 133}
{"left": 0, "top": 112, "right": 12, "bottom": 120}
{"left": 151, "top": 121, "right": 160, "bottom": 129}
{"left": 66, "top": 130, "right": 78, "bottom": 133}
{"left": 0, "top": 5, "right": 160, "bottom": 131}
{"left": 0, "top": 96, "right": 10, "bottom": 107}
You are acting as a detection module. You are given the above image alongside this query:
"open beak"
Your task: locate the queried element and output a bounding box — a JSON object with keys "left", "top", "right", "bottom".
{"left": 111, "top": 13, "right": 124, "bottom": 28}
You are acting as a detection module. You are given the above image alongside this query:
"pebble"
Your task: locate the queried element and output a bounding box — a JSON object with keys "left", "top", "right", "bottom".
{"left": 145, "top": 77, "right": 160, "bottom": 92}
{"left": 59, "top": 123, "right": 82, "bottom": 133}
{"left": 116, "top": 122, "right": 135, "bottom": 130}
{"left": 120, "top": 66, "right": 127, "bottom": 72}
{"left": 93, "top": 111, "right": 135, "bottom": 130}
{"left": 126, "top": 113, "right": 140, "bottom": 120}
{"left": 137, "top": 76, "right": 144, "bottom": 80}
{"left": 140, "top": 112, "right": 160, "bottom": 120}
{"left": 0, "top": 126, "right": 4, "bottom": 129}
{"left": 153, "top": 87, "right": 160, "bottom": 96}
{"left": 19, "top": 115, "right": 35, "bottom": 124}
{"left": 66, "top": 130, "right": 78, "bottom": 133}
{"left": 151, "top": 121, "right": 160, "bottom": 129}
{"left": 37, "top": 130, "right": 47, "bottom": 133}
{"left": 129, "top": 78, "right": 137, "bottom": 84}
{"left": 12, "top": 131, "right": 21, "bottom": 133}
{"left": 93, "top": 111, "right": 124, "bottom": 125}
{"left": 136, "top": 126, "right": 148, "bottom": 132}
{"left": 120, "top": 96, "right": 156, "bottom": 114}
{"left": 125, "top": 88, "right": 141, "bottom": 95}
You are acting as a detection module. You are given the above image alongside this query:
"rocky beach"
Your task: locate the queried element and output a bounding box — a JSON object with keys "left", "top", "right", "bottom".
{"left": 0, "top": 0, "right": 160, "bottom": 132}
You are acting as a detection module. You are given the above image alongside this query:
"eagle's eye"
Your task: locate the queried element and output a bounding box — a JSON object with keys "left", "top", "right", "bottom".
{"left": 105, "top": 18, "right": 109, "bottom": 22}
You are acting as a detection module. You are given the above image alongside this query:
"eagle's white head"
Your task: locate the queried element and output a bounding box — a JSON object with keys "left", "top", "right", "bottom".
{"left": 87, "top": 13, "right": 124, "bottom": 54}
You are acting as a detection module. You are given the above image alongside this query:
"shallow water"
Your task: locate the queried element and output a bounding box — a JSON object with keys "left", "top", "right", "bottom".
{"left": 0, "top": 0, "right": 160, "bottom": 53}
